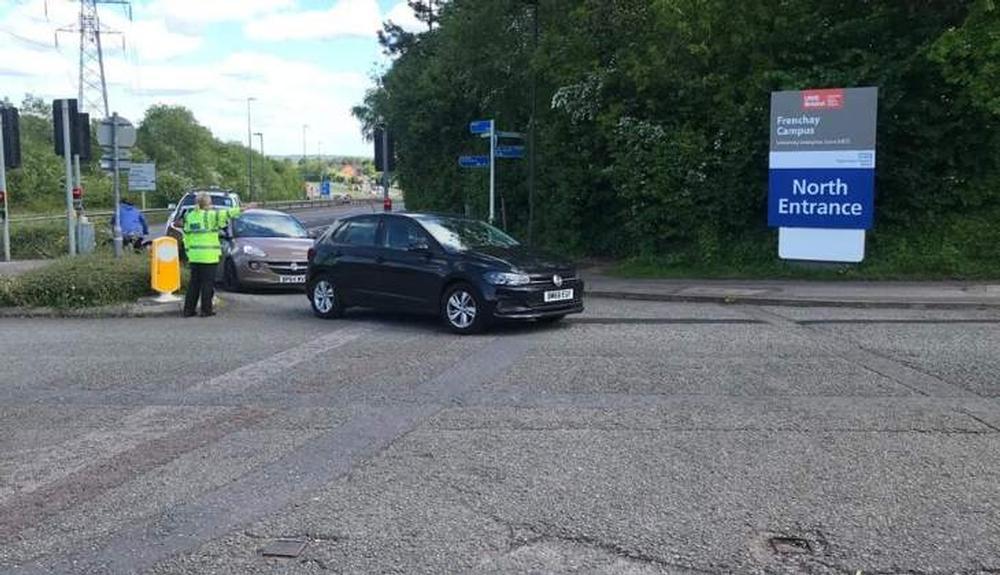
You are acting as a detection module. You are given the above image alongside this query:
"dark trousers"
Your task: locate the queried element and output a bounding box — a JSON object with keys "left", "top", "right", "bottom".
{"left": 184, "top": 262, "right": 218, "bottom": 316}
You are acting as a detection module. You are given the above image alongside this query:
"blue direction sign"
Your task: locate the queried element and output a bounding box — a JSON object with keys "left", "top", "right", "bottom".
{"left": 495, "top": 145, "right": 525, "bottom": 159}
{"left": 459, "top": 155, "right": 490, "bottom": 168}
{"left": 469, "top": 120, "right": 493, "bottom": 135}
{"left": 320, "top": 179, "right": 331, "bottom": 197}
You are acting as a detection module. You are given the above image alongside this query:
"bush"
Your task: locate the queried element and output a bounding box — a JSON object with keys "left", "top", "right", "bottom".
{"left": 1, "top": 254, "right": 153, "bottom": 309}
{"left": 9, "top": 221, "right": 70, "bottom": 260}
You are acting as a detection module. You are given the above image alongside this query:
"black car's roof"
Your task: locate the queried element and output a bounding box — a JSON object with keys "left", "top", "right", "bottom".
{"left": 345, "top": 212, "right": 471, "bottom": 222}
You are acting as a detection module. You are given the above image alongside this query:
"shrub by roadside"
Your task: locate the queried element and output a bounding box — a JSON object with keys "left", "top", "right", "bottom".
{"left": 0, "top": 254, "right": 153, "bottom": 309}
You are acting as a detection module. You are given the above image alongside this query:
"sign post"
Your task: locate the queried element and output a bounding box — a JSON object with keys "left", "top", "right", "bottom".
{"left": 464, "top": 120, "right": 526, "bottom": 225}
{"left": 0, "top": 112, "right": 8, "bottom": 262}
{"left": 488, "top": 120, "right": 495, "bottom": 223}
{"left": 767, "top": 87, "right": 878, "bottom": 262}
{"left": 97, "top": 114, "right": 135, "bottom": 257}
{"left": 61, "top": 100, "right": 77, "bottom": 256}
{"left": 470, "top": 120, "right": 497, "bottom": 223}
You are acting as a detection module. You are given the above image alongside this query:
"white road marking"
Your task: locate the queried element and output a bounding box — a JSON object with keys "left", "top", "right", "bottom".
{"left": 187, "top": 326, "right": 368, "bottom": 394}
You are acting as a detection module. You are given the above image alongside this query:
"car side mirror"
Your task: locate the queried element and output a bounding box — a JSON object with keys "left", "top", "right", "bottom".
{"left": 407, "top": 241, "right": 431, "bottom": 254}
{"left": 308, "top": 228, "right": 321, "bottom": 239}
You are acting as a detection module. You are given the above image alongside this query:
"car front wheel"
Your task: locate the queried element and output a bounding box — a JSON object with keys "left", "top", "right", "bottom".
{"left": 441, "top": 283, "right": 488, "bottom": 334}
{"left": 223, "top": 260, "right": 242, "bottom": 292}
{"left": 310, "top": 275, "right": 343, "bottom": 319}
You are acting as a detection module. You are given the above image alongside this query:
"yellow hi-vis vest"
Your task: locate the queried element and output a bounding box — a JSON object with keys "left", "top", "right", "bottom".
{"left": 182, "top": 207, "right": 240, "bottom": 264}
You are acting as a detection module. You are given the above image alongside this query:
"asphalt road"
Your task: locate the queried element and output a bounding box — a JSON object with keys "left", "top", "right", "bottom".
{"left": 2, "top": 297, "right": 1000, "bottom": 574}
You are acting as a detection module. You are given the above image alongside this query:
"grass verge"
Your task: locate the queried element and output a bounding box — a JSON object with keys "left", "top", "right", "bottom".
{"left": 613, "top": 221, "right": 1000, "bottom": 281}
{"left": 0, "top": 253, "right": 154, "bottom": 309}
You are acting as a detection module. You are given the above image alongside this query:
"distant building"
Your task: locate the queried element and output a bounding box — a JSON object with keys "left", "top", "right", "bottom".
{"left": 339, "top": 164, "right": 359, "bottom": 181}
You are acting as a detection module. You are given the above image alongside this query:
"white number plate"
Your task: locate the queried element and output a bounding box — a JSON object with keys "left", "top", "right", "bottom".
{"left": 280, "top": 275, "right": 307, "bottom": 284}
{"left": 544, "top": 288, "right": 574, "bottom": 303}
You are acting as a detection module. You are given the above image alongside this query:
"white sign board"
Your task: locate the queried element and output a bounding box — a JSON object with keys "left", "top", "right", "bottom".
{"left": 128, "top": 162, "right": 156, "bottom": 191}
{"left": 97, "top": 117, "right": 136, "bottom": 148}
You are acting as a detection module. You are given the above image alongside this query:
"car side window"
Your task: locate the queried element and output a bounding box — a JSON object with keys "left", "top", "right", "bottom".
{"left": 383, "top": 218, "right": 429, "bottom": 250}
{"left": 333, "top": 218, "right": 379, "bottom": 246}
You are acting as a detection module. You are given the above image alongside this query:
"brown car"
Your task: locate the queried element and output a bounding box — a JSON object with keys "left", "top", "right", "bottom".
{"left": 217, "top": 209, "right": 315, "bottom": 290}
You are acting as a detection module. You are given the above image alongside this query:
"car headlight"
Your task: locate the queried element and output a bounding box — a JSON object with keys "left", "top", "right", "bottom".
{"left": 484, "top": 271, "right": 530, "bottom": 286}
{"left": 242, "top": 244, "right": 267, "bottom": 258}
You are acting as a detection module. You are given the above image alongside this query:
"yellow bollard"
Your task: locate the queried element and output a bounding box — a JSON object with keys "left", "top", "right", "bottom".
{"left": 150, "top": 236, "right": 182, "bottom": 302}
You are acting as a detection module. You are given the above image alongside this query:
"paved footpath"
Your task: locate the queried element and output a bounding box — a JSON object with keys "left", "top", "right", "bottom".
{"left": 584, "top": 273, "right": 1000, "bottom": 308}
{"left": 2, "top": 294, "right": 1000, "bottom": 574}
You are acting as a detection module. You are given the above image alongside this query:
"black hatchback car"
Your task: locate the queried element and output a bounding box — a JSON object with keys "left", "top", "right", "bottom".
{"left": 306, "top": 213, "right": 584, "bottom": 333}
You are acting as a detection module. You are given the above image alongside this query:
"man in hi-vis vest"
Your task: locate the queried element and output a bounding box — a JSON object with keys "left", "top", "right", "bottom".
{"left": 182, "top": 193, "right": 241, "bottom": 317}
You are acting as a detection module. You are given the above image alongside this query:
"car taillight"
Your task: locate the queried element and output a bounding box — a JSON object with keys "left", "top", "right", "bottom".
{"left": 307, "top": 247, "right": 315, "bottom": 262}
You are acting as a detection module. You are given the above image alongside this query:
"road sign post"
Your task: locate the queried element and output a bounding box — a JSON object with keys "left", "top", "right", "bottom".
{"left": 463, "top": 120, "right": 527, "bottom": 225}
{"left": 111, "top": 113, "right": 122, "bottom": 257}
{"left": 96, "top": 114, "right": 135, "bottom": 258}
{"left": 488, "top": 120, "right": 496, "bottom": 224}
{"left": 0, "top": 112, "right": 9, "bottom": 262}
{"left": 61, "top": 100, "right": 76, "bottom": 256}
{"left": 381, "top": 125, "right": 390, "bottom": 211}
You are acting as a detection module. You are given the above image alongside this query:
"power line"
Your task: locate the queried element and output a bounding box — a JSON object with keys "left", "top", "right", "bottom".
{"left": 53, "top": 0, "right": 132, "bottom": 117}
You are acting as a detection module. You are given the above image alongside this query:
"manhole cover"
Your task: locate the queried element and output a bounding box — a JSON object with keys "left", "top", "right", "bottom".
{"left": 260, "top": 539, "right": 308, "bottom": 558}
{"left": 770, "top": 537, "right": 811, "bottom": 555}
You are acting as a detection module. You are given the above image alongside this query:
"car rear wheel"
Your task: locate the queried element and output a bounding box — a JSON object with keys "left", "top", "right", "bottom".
{"left": 310, "top": 275, "right": 343, "bottom": 319}
{"left": 441, "top": 283, "right": 488, "bottom": 334}
{"left": 223, "top": 260, "right": 242, "bottom": 292}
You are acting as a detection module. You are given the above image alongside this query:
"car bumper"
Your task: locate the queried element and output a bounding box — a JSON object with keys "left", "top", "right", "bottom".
{"left": 235, "top": 260, "right": 309, "bottom": 288}
{"left": 485, "top": 279, "right": 585, "bottom": 320}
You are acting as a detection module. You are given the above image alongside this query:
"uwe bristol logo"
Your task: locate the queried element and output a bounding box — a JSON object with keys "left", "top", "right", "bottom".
{"left": 802, "top": 89, "right": 844, "bottom": 110}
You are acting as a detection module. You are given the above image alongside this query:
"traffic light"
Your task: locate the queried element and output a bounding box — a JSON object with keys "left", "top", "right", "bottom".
{"left": 76, "top": 112, "right": 91, "bottom": 162}
{"left": 1, "top": 106, "right": 21, "bottom": 169}
{"left": 374, "top": 127, "right": 396, "bottom": 172}
{"left": 52, "top": 99, "right": 80, "bottom": 157}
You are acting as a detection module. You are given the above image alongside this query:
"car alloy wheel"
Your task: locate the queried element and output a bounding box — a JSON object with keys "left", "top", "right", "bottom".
{"left": 310, "top": 277, "right": 342, "bottom": 319}
{"left": 447, "top": 290, "right": 477, "bottom": 329}
{"left": 442, "top": 283, "right": 486, "bottom": 334}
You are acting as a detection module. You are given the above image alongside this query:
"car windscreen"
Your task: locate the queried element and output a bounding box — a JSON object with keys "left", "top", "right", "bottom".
{"left": 233, "top": 213, "right": 307, "bottom": 238}
{"left": 417, "top": 216, "right": 520, "bottom": 251}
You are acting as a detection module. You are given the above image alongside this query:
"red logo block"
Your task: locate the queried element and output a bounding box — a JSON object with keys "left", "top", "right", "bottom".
{"left": 802, "top": 89, "right": 844, "bottom": 110}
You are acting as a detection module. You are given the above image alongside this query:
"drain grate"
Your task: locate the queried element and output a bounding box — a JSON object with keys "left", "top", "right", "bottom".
{"left": 770, "top": 536, "right": 811, "bottom": 555}
{"left": 260, "top": 539, "right": 308, "bottom": 558}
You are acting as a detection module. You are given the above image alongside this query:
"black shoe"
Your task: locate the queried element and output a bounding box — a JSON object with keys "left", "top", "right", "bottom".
{"left": 182, "top": 311, "right": 197, "bottom": 318}
{"left": 199, "top": 311, "right": 216, "bottom": 317}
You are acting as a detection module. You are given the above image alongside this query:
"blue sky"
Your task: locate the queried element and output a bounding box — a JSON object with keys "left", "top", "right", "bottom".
{"left": 0, "top": 0, "right": 422, "bottom": 156}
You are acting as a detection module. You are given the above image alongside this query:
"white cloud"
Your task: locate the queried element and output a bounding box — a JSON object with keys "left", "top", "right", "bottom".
{"left": 145, "top": 0, "right": 296, "bottom": 29}
{"left": 244, "top": 0, "right": 382, "bottom": 41}
{"left": 126, "top": 19, "right": 203, "bottom": 62}
{"left": 0, "top": 0, "right": 391, "bottom": 155}
{"left": 0, "top": 0, "right": 202, "bottom": 63}
{"left": 385, "top": 1, "right": 425, "bottom": 33}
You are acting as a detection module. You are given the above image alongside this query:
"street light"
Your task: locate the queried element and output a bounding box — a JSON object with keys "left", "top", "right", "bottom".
{"left": 302, "top": 124, "right": 308, "bottom": 161}
{"left": 254, "top": 132, "right": 264, "bottom": 157}
{"left": 254, "top": 131, "right": 264, "bottom": 200}
{"left": 247, "top": 97, "right": 256, "bottom": 202}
